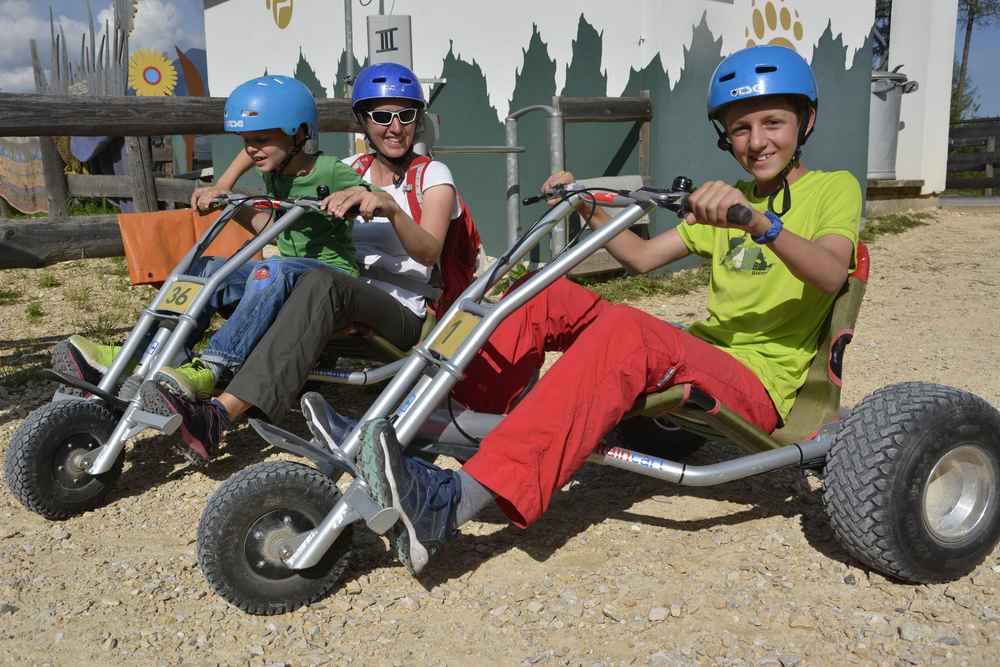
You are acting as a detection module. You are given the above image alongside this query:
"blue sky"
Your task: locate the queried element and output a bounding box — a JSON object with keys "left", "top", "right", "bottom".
{"left": 0, "top": 0, "right": 206, "bottom": 92}
{"left": 955, "top": 18, "right": 1000, "bottom": 118}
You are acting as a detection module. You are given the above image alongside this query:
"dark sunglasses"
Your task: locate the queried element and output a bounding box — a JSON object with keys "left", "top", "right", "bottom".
{"left": 365, "top": 108, "right": 420, "bottom": 126}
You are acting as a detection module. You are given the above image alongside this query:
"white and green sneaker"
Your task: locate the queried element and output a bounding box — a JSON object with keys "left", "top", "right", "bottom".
{"left": 51, "top": 335, "right": 133, "bottom": 387}
{"left": 154, "top": 358, "right": 218, "bottom": 401}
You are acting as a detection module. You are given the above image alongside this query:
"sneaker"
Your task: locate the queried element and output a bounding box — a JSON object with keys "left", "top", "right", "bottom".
{"left": 358, "top": 418, "right": 461, "bottom": 576}
{"left": 139, "top": 380, "right": 229, "bottom": 463}
{"left": 154, "top": 358, "right": 218, "bottom": 401}
{"left": 51, "top": 335, "right": 129, "bottom": 386}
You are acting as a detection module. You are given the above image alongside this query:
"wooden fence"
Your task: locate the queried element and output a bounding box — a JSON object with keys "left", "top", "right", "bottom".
{"left": 0, "top": 92, "right": 652, "bottom": 269}
{"left": 946, "top": 117, "right": 1000, "bottom": 195}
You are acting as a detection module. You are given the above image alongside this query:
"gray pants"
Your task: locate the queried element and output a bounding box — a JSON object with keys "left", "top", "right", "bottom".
{"left": 226, "top": 268, "right": 424, "bottom": 420}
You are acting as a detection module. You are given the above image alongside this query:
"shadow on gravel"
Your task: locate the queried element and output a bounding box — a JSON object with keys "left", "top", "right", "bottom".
{"left": 413, "top": 440, "right": 863, "bottom": 588}
{"left": 108, "top": 424, "right": 280, "bottom": 504}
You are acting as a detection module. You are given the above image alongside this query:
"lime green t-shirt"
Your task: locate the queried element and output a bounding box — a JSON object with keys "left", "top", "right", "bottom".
{"left": 675, "top": 170, "right": 861, "bottom": 419}
{"left": 263, "top": 154, "right": 363, "bottom": 277}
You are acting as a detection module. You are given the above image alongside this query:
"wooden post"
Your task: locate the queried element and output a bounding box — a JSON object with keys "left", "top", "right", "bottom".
{"left": 38, "top": 136, "right": 69, "bottom": 217}
{"left": 125, "top": 135, "right": 158, "bottom": 212}
{"left": 986, "top": 135, "right": 995, "bottom": 197}
{"left": 638, "top": 89, "right": 652, "bottom": 239}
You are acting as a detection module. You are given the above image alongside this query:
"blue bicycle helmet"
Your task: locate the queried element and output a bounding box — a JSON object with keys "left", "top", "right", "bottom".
{"left": 707, "top": 45, "right": 817, "bottom": 120}
{"left": 224, "top": 75, "right": 318, "bottom": 140}
{"left": 351, "top": 63, "right": 425, "bottom": 111}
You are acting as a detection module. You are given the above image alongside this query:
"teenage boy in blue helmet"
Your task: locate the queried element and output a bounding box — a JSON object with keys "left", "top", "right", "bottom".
{"left": 132, "top": 63, "right": 467, "bottom": 462}
{"left": 53, "top": 75, "right": 398, "bottom": 461}
{"left": 355, "top": 45, "right": 863, "bottom": 576}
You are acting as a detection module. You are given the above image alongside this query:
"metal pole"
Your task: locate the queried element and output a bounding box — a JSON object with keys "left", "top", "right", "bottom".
{"left": 549, "top": 96, "right": 565, "bottom": 255}
{"left": 344, "top": 0, "right": 356, "bottom": 157}
{"left": 505, "top": 117, "right": 520, "bottom": 249}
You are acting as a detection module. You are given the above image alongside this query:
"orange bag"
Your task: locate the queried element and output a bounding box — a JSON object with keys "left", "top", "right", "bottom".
{"left": 117, "top": 209, "right": 261, "bottom": 285}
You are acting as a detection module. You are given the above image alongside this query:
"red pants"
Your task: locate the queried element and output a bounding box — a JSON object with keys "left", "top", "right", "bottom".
{"left": 454, "top": 277, "right": 779, "bottom": 528}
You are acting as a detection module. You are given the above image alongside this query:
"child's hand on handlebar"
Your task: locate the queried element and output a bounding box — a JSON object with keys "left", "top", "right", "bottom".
{"left": 541, "top": 171, "right": 575, "bottom": 206}
{"left": 322, "top": 186, "right": 397, "bottom": 221}
{"left": 191, "top": 185, "right": 231, "bottom": 213}
{"left": 684, "top": 181, "right": 760, "bottom": 229}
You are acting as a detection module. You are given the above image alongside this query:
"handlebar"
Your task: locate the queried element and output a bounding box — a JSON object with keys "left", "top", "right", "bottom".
{"left": 523, "top": 179, "right": 755, "bottom": 227}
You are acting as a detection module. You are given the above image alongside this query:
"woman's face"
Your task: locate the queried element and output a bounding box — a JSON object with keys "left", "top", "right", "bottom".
{"left": 363, "top": 99, "right": 420, "bottom": 158}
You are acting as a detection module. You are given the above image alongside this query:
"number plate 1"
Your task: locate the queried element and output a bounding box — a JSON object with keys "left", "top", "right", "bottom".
{"left": 428, "top": 311, "right": 481, "bottom": 359}
{"left": 154, "top": 280, "right": 204, "bottom": 314}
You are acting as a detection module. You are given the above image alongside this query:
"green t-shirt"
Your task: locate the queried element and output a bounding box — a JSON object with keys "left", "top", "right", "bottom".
{"left": 263, "top": 154, "right": 363, "bottom": 277}
{"left": 675, "top": 170, "right": 861, "bottom": 419}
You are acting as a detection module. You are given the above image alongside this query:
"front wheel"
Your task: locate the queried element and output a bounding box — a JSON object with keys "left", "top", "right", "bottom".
{"left": 198, "top": 461, "right": 354, "bottom": 615}
{"left": 4, "top": 399, "right": 124, "bottom": 519}
{"left": 824, "top": 382, "right": 1000, "bottom": 583}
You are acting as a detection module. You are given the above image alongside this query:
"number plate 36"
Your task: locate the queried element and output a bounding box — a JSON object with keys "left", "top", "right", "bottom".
{"left": 155, "top": 280, "right": 204, "bottom": 314}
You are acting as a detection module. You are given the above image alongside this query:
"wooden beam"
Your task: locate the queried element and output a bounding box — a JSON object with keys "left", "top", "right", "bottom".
{"left": 0, "top": 92, "right": 360, "bottom": 136}
{"left": 946, "top": 152, "right": 1000, "bottom": 172}
{"left": 556, "top": 96, "right": 653, "bottom": 123}
{"left": 945, "top": 175, "right": 1000, "bottom": 189}
{"left": 38, "top": 136, "right": 69, "bottom": 217}
{"left": 949, "top": 122, "right": 1000, "bottom": 141}
{"left": 0, "top": 215, "right": 123, "bottom": 268}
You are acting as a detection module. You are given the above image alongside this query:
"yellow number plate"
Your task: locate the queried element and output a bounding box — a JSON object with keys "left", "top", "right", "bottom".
{"left": 155, "top": 280, "right": 204, "bottom": 314}
{"left": 429, "top": 311, "right": 482, "bottom": 359}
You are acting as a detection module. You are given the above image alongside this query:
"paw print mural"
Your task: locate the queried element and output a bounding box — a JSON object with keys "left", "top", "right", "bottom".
{"left": 746, "top": 0, "right": 804, "bottom": 52}
{"left": 266, "top": 0, "right": 294, "bottom": 29}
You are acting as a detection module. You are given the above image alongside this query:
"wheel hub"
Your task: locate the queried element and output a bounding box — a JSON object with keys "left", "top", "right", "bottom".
{"left": 923, "top": 444, "right": 998, "bottom": 543}
{"left": 52, "top": 434, "right": 99, "bottom": 488}
{"left": 244, "top": 510, "right": 314, "bottom": 579}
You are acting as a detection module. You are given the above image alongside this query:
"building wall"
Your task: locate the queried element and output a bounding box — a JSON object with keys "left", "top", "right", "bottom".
{"left": 204, "top": 0, "right": 876, "bottom": 255}
{"left": 889, "top": 0, "right": 958, "bottom": 194}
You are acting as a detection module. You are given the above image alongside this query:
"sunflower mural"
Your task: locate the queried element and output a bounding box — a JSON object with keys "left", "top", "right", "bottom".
{"left": 128, "top": 49, "right": 178, "bottom": 96}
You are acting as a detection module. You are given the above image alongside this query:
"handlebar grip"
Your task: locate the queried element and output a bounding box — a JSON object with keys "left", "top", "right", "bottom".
{"left": 727, "top": 205, "right": 754, "bottom": 227}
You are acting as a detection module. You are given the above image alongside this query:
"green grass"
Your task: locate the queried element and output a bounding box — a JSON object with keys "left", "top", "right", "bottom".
{"left": 37, "top": 272, "right": 61, "bottom": 288}
{"left": 575, "top": 265, "right": 711, "bottom": 303}
{"left": 64, "top": 284, "right": 92, "bottom": 308}
{"left": 860, "top": 211, "right": 934, "bottom": 243}
{"left": 0, "top": 288, "right": 21, "bottom": 305}
{"left": 25, "top": 301, "right": 44, "bottom": 321}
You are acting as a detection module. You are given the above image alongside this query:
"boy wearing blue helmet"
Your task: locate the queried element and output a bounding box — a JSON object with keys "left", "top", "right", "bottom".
{"left": 354, "top": 45, "right": 862, "bottom": 577}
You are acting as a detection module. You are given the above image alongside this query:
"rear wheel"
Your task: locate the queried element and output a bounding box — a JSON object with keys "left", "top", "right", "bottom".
{"left": 198, "top": 461, "right": 354, "bottom": 615}
{"left": 824, "top": 382, "right": 1000, "bottom": 583}
{"left": 4, "top": 399, "right": 124, "bottom": 519}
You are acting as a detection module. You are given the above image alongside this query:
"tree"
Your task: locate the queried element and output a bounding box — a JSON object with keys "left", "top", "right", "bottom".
{"left": 951, "top": 60, "right": 981, "bottom": 123}
{"left": 956, "top": 0, "right": 1000, "bottom": 113}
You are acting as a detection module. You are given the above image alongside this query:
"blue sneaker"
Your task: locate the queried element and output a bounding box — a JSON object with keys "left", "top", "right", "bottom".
{"left": 358, "top": 418, "right": 461, "bottom": 576}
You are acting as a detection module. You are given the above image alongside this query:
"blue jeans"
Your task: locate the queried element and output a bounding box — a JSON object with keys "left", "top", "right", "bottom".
{"left": 197, "top": 256, "right": 336, "bottom": 374}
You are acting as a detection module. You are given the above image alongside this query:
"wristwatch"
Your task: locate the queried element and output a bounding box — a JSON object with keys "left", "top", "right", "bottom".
{"left": 752, "top": 211, "right": 783, "bottom": 245}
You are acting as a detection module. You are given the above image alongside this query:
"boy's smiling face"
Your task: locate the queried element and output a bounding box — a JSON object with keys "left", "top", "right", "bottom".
{"left": 721, "top": 95, "right": 815, "bottom": 192}
{"left": 240, "top": 128, "right": 300, "bottom": 173}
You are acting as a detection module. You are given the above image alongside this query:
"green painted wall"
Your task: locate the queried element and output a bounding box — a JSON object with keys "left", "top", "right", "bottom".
{"left": 214, "top": 14, "right": 873, "bottom": 262}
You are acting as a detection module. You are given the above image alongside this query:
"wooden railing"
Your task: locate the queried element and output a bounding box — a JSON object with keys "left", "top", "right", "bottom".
{"left": 946, "top": 118, "right": 1000, "bottom": 195}
{"left": 0, "top": 91, "right": 653, "bottom": 269}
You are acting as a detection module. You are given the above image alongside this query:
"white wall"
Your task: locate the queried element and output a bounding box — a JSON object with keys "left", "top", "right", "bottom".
{"left": 890, "top": 0, "right": 958, "bottom": 193}
{"left": 205, "top": 0, "right": 875, "bottom": 121}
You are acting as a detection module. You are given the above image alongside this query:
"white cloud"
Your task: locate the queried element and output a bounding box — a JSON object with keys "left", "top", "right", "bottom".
{"left": 0, "top": 66, "right": 41, "bottom": 93}
{"left": 0, "top": 0, "right": 89, "bottom": 91}
{"left": 125, "top": 0, "right": 202, "bottom": 55}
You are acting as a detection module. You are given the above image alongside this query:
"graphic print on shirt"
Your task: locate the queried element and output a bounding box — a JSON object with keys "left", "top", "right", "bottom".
{"left": 723, "top": 235, "right": 772, "bottom": 276}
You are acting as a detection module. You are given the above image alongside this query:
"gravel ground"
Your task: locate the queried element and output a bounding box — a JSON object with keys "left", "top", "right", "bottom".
{"left": 1, "top": 207, "right": 999, "bottom": 666}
